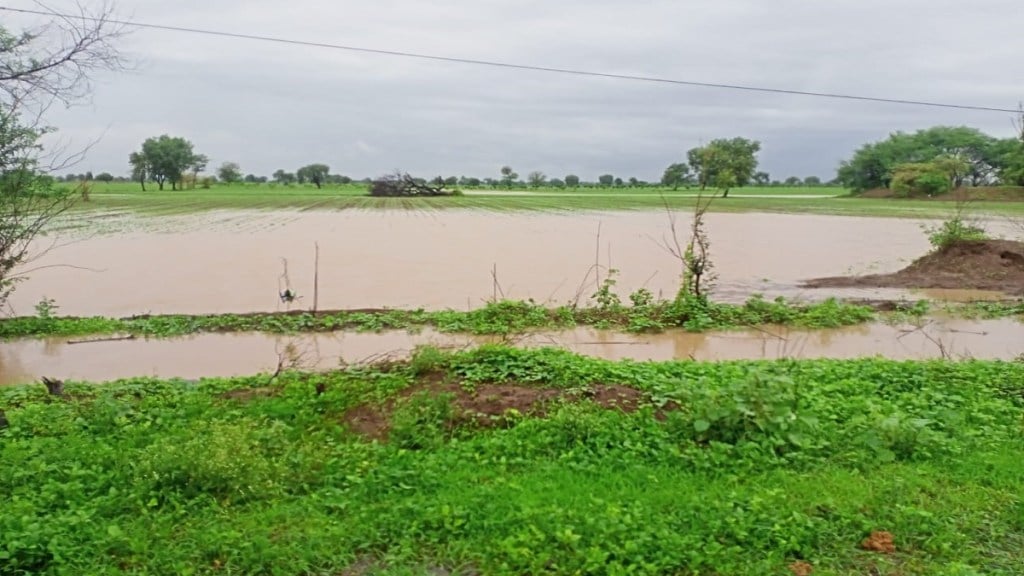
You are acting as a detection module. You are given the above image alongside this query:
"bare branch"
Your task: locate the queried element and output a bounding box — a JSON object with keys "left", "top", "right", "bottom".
{"left": 1, "top": 1, "right": 129, "bottom": 111}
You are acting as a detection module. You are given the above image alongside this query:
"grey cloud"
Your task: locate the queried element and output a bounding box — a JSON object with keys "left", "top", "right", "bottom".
{"left": 21, "top": 0, "right": 1024, "bottom": 182}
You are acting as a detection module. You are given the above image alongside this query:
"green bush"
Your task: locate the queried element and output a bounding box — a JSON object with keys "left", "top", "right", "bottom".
{"left": 925, "top": 217, "right": 987, "bottom": 250}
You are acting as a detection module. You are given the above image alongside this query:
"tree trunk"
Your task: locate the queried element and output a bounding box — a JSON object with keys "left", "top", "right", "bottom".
{"left": 139, "top": 177, "right": 146, "bottom": 192}
{"left": 314, "top": 180, "right": 321, "bottom": 189}
{"left": 158, "top": 181, "right": 164, "bottom": 191}
{"left": 722, "top": 188, "right": 730, "bottom": 198}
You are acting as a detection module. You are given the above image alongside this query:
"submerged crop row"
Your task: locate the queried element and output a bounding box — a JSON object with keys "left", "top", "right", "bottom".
{"left": 1, "top": 347, "right": 1022, "bottom": 574}
{"left": 4, "top": 295, "right": 1023, "bottom": 341}
{"left": 0, "top": 296, "right": 881, "bottom": 339}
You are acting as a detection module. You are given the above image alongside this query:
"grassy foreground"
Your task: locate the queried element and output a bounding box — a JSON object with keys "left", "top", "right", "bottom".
{"left": 1, "top": 346, "right": 1022, "bottom": 575}
{"left": 65, "top": 182, "right": 1024, "bottom": 218}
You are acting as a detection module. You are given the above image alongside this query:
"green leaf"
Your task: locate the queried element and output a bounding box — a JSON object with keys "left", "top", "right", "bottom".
{"left": 107, "top": 524, "right": 123, "bottom": 538}
{"left": 694, "top": 419, "right": 711, "bottom": 433}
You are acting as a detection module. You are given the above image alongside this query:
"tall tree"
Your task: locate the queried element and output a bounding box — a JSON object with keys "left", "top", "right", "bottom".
{"left": 661, "top": 163, "right": 691, "bottom": 190}
{"left": 527, "top": 171, "right": 546, "bottom": 188}
{"left": 297, "top": 164, "right": 330, "bottom": 189}
{"left": 564, "top": 174, "right": 580, "bottom": 188}
{"left": 189, "top": 154, "right": 208, "bottom": 189}
{"left": 218, "top": 162, "right": 242, "bottom": 184}
{"left": 500, "top": 166, "right": 518, "bottom": 188}
{"left": 129, "top": 151, "right": 147, "bottom": 191}
{"left": 133, "top": 135, "right": 199, "bottom": 190}
{"left": 687, "top": 137, "right": 761, "bottom": 197}
{"left": 598, "top": 174, "right": 614, "bottom": 187}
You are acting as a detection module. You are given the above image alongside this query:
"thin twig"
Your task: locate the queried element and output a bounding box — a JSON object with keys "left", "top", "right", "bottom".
{"left": 313, "top": 242, "right": 320, "bottom": 313}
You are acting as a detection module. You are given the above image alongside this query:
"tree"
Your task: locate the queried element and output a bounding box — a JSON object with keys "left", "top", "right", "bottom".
{"left": 129, "top": 152, "right": 147, "bottom": 191}
{"left": 527, "top": 171, "right": 546, "bottom": 188}
{"left": 273, "top": 169, "right": 296, "bottom": 185}
{"left": 95, "top": 172, "right": 114, "bottom": 182}
{"left": 598, "top": 174, "right": 614, "bottom": 187}
{"left": 661, "top": 163, "right": 691, "bottom": 190}
{"left": 614, "top": 177, "right": 624, "bottom": 187}
{"left": 1, "top": 3, "right": 125, "bottom": 306}
{"left": 132, "top": 135, "right": 199, "bottom": 190}
{"left": 369, "top": 171, "right": 457, "bottom": 197}
{"left": 297, "top": 164, "right": 330, "bottom": 189}
{"left": 565, "top": 174, "right": 580, "bottom": 188}
{"left": 804, "top": 176, "right": 822, "bottom": 186}
{"left": 188, "top": 154, "right": 208, "bottom": 189}
{"left": 687, "top": 137, "right": 761, "bottom": 197}
{"left": 218, "top": 162, "right": 242, "bottom": 184}
{"left": 243, "top": 174, "right": 259, "bottom": 183}
{"left": 784, "top": 176, "right": 802, "bottom": 186}
{"left": 838, "top": 126, "right": 1003, "bottom": 192}
{"left": 500, "top": 166, "right": 518, "bottom": 188}
{"left": 753, "top": 171, "right": 770, "bottom": 186}
{"left": 628, "top": 177, "right": 639, "bottom": 187}
{"left": 549, "top": 178, "right": 565, "bottom": 188}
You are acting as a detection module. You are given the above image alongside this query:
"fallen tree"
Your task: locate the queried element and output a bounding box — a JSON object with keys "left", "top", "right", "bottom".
{"left": 368, "top": 172, "right": 460, "bottom": 197}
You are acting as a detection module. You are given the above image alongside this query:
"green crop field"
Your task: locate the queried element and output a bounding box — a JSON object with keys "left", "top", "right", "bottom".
{"left": 63, "top": 182, "right": 1024, "bottom": 218}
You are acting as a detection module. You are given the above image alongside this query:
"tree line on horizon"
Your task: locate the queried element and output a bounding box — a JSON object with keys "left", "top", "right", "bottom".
{"left": 58, "top": 124, "right": 1024, "bottom": 197}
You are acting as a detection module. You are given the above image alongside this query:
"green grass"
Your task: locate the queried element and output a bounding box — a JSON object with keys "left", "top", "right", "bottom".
{"left": 6, "top": 295, "right": 1022, "bottom": 341}
{"left": 0, "top": 296, "right": 877, "bottom": 339}
{"left": 65, "top": 182, "right": 1024, "bottom": 218}
{"left": 2, "top": 347, "right": 1022, "bottom": 574}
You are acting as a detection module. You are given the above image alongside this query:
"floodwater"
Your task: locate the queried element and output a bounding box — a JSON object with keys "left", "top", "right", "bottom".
{"left": 2, "top": 318, "right": 1021, "bottom": 386}
{"left": 8, "top": 210, "right": 1020, "bottom": 317}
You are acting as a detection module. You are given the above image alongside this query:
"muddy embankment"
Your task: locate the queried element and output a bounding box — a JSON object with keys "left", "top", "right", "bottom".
{"left": 805, "top": 240, "right": 1024, "bottom": 296}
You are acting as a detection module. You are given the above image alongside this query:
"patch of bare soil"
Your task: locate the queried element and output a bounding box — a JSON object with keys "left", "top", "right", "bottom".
{"left": 861, "top": 531, "right": 897, "bottom": 554}
{"left": 804, "top": 240, "right": 1024, "bottom": 296}
{"left": 342, "top": 376, "right": 647, "bottom": 440}
{"left": 788, "top": 560, "right": 814, "bottom": 575}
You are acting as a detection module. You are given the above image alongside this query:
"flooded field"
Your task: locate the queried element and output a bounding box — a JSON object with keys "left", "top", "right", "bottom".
{"left": 11, "top": 209, "right": 1018, "bottom": 318}
{"left": 3, "top": 318, "right": 1020, "bottom": 385}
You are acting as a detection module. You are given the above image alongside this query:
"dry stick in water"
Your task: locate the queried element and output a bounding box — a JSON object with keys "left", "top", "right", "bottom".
{"left": 898, "top": 320, "right": 953, "bottom": 360}
{"left": 491, "top": 263, "right": 506, "bottom": 301}
{"left": 313, "top": 242, "right": 320, "bottom": 313}
{"left": 571, "top": 223, "right": 606, "bottom": 308}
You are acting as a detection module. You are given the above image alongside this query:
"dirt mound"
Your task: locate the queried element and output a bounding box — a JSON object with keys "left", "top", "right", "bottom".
{"left": 343, "top": 378, "right": 646, "bottom": 440}
{"left": 804, "top": 239, "right": 1024, "bottom": 296}
{"left": 861, "top": 531, "right": 896, "bottom": 554}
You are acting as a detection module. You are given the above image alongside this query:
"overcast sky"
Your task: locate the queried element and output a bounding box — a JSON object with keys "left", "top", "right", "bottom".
{"left": 10, "top": 0, "right": 1024, "bottom": 181}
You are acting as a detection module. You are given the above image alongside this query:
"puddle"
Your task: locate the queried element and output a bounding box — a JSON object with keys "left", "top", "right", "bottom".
{"left": 9, "top": 210, "right": 1020, "bottom": 317}
{"left": 2, "top": 318, "right": 1021, "bottom": 386}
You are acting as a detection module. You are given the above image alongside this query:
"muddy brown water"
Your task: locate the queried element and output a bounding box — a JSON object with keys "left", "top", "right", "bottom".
{"left": 2, "top": 319, "right": 1020, "bottom": 386}
{"left": 10, "top": 210, "right": 1019, "bottom": 317}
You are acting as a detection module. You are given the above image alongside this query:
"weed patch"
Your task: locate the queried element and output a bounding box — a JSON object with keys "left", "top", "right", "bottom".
{"left": 2, "top": 349, "right": 1022, "bottom": 574}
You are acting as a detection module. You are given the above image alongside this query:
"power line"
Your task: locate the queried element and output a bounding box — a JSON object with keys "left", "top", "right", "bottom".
{"left": 2, "top": 5, "right": 1019, "bottom": 114}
